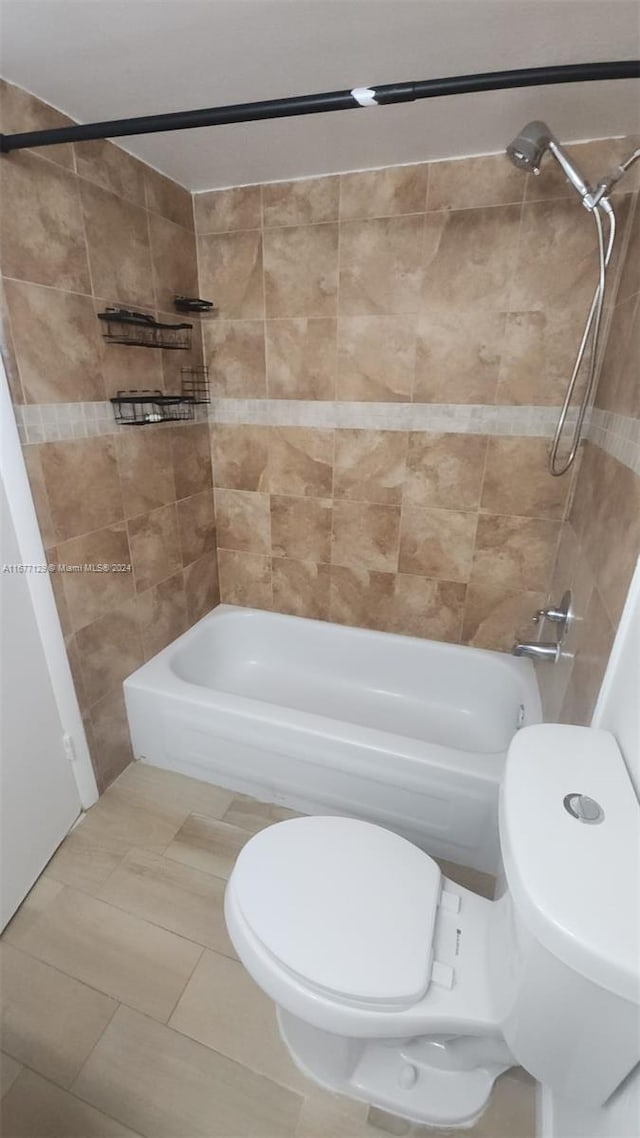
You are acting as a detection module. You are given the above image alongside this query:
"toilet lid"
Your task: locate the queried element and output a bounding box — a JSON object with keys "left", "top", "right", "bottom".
{"left": 230, "top": 816, "right": 441, "bottom": 1008}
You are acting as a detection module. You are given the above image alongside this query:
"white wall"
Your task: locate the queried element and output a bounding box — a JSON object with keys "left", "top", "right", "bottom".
{"left": 2, "top": 0, "right": 639, "bottom": 189}
{"left": 543, "top": 555, "right": 640, "bottom": 1138}
{"left": 593, "top": 557, "right": 640, "bottom": 796}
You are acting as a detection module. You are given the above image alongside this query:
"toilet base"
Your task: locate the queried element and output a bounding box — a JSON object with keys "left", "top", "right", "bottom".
{"left": 278, "top": 1008, "right": 514, "bottom": 1128}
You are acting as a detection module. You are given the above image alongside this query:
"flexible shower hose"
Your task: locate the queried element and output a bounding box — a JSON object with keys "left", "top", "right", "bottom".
{"left": 549, "top": 201, "right": 615, "bottom": 476}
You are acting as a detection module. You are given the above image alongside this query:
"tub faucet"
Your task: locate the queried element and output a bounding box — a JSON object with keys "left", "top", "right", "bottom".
{"left": 512, "top": 591, "right": 572, "bottom": 662}
{"left": 512, "top": 641, "right": 560, "bottom": 662}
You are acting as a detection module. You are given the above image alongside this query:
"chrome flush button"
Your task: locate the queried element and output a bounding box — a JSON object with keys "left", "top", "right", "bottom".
{"left": 563, "top": 792, "right": 605, "bottom": 824}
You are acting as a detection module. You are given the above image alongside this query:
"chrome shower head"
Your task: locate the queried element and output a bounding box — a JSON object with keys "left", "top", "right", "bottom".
{"left": 506, "top": 120, "right": 553, "bottom": 175}
{"left": 506, "top": 120, "right": 592, "bottom": 203}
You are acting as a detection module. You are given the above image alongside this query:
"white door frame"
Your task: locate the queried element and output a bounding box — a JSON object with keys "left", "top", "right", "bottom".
{"left": 0, "top": 356, "right": 98, "bottom": 808}
{"left": 592, "top": 553, "right": 640, "bottom": 794}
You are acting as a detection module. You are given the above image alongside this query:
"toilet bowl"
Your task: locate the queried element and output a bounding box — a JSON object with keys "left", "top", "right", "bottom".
{"left": 225, "top": 725, "right": 640, "bottom": 1127}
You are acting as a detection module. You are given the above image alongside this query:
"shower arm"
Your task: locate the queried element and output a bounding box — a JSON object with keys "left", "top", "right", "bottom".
{"left": 548, "top": 200, "right": 615, "bottom": 477}
{"left": 547, "top": 138, "right": 591, "bottom": 200}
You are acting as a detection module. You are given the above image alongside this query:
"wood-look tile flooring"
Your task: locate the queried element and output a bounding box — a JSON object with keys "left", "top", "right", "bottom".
{"left": 0, "top": 762, "right": 535, "bottom": 1137}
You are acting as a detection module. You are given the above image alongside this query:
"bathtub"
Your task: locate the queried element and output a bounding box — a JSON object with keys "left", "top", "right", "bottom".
{"left": 124, "top": 605, "right": 540, "bottom": 873}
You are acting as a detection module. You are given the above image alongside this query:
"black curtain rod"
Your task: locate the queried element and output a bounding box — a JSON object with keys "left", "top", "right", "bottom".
{"left": 1, "top": 60, "right": 638, "bottom": 153}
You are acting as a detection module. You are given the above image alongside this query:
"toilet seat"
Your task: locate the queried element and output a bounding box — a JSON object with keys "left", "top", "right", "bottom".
{"left": 229, "top": 815, "right": 442, "bottom": 1010}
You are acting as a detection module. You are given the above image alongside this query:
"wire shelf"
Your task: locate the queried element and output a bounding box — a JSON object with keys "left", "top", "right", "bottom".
{"left": 98, "top": 308, "right": 193, "bottom": 350}
{"left": 180, "top": 367, "right": 210, "bottom": 404}
{"left": 174, "top": 295, "right": 216, "bottom": 315}
{"left": 110, "top": 390, "right": 195, "bottom": 426}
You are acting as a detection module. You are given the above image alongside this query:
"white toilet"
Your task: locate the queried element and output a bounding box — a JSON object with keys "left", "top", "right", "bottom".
{"left": 224, "top": 724, "right": 640, "bottom": 1128}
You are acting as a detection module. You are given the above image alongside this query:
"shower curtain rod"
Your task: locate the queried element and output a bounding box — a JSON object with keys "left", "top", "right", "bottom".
{"left": 1, "top": 60, "right": 638, "bottom": 153}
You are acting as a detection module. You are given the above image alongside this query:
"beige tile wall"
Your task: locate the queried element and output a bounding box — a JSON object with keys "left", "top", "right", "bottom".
{"left": 209, "top": 424, "right": 569, "bottom": 646}
{"left": 539, "top": 192, "right": 640, "bottom": 723}
{"left": 0, "top": 81, "right": 219, "bottom": 791}
{"left": 195, "top": 138, "right": 637, "bottom": 660}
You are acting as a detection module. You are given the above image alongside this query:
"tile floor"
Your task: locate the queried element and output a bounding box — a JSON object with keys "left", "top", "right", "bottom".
{"left": 0, "top": 762, "right": 536, "bottom": 1138}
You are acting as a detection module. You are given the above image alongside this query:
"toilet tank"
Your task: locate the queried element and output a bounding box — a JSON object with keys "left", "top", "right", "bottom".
{"left": 490, "top": 724, "right": 640, "bottom": 1107}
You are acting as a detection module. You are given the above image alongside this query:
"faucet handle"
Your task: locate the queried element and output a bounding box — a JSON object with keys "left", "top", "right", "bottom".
{"left": 533, "top": 605, "right": 565, "bottom": 624}
{"left": 531, "top": 590, "right": 572, "bottom": 637}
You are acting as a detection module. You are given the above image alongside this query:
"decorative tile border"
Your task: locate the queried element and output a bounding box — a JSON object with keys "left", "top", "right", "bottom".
{"left": 209, "top": 399, "right": 575, "bottom": 437}
{"left": 15, "top": 399, "right": 639, "bottom": 475}
{"left": 16, "top": 397, "right": 572, "bottom": 443}
{"left": 589, "top": 408, "right": 640, "bottom": 475}
{"left": 14, "top": 401, "right": 209, "bottom": 444}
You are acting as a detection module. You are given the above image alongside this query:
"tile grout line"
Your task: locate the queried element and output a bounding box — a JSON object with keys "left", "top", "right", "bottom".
{"left": 259, "top": 184, "right": 275, "bottom": 609}
{"left": 162, "top": 942, "right": 207, "bottom": 1025}
{"left": 3, "top": 875, "right": 221, "bottom": 1014}
{"left": 44, "top": 838, "right": 129, "bottom": 901}
{"left": 67, "top": 994, "right": 121, "bottom": 1090}
{"left": 1, "top": 932, "right": 133, "bottom": 1022}
{"left": 76, "top": 1000, "right": 306, "bottom": 1135}
{"left": 5, "top": 1057, "right": 146, "bottom": 1138}
{"left": 465, "top": 433, "right": 496, "bottom": 638}
{"left": 165, "top": 1015, "right": 308, "bottom": 1116}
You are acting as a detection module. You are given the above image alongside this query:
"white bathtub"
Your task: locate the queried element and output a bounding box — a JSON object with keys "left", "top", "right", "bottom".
{"left": 124, "top": 605, "right": 540, "bottom": 873}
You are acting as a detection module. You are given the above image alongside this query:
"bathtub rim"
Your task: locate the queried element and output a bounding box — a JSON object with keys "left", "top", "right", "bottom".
{"left": 124, "top": 604, "right": 542, "bottom": 783}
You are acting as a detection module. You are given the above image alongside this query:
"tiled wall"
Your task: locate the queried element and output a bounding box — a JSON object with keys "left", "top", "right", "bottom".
{"left": 194, "top": 139, "right": 637, "bottom": 654}
{"left": 0, "top": 81, "right": 219, "bottom": 791}
{"left": 539, "top": 194, "right": 640, "bottom": 724}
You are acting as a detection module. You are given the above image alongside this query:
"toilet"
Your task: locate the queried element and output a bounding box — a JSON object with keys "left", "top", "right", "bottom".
{"left": 224, "top": 724, "right": 640, "bottom": 1128}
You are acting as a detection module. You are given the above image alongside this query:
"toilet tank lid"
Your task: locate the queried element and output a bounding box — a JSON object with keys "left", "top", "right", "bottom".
{"left": 229, "top": 816, "right": 441, "bottom": 1008}
{"left": 500, "top": 724, "right": 640, "bottom": 1005}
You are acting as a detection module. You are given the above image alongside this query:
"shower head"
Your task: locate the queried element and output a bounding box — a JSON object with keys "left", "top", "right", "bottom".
{"left": 506, "top": 120, "right": 553, "bottom": 175}
{"left": 506, "top": 120, "right": 592, "bottom": 203}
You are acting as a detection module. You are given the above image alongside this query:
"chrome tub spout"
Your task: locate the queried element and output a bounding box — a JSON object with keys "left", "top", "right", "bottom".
{"left": 512, "top": 641, "right": 560, "bottom": 662}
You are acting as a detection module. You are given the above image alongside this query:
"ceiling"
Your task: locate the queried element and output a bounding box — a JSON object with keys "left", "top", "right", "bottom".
{"left": 1, "top": 0, "right": 639, "bottom": 191}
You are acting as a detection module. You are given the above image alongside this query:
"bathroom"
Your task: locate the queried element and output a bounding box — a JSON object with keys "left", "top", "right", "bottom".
{"left": 0, "top": 0, "right": 639, "bottom": 1134}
